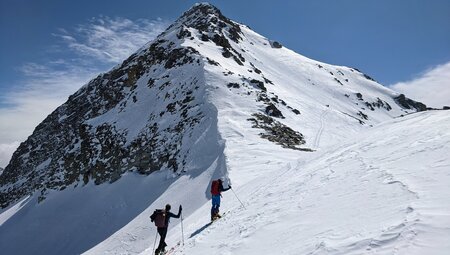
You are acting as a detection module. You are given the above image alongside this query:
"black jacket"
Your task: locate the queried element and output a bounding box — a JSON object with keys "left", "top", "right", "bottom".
{"left": 219, "top": 182, "right": 231, "bottom": 193}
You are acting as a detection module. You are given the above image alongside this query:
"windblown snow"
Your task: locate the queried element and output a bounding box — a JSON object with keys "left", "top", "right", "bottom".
{"left": 161, "top": 110, "right": 450, "bottom": 255}
{"left": 1, "top": 3, "right": 448, "bottom": 255}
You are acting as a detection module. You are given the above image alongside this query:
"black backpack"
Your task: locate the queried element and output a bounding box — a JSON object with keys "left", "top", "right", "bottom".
{"left": 150, "top": 209, "right": 166, "bottom": 228}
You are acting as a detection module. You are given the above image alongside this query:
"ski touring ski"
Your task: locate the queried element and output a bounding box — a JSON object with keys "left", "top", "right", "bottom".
{"left": 160, "top": 241, "right": 180, "bottom": 255}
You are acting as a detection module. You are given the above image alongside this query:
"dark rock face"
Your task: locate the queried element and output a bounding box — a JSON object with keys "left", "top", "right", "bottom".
{"left": 265, "top": 104, "right": 284, "bottom": 118}
{"left": 270, "top": 41, "right": 283, "bottom": 48}
{"left": 365, "top": 98, "right": 392, "bottom": 111}
{"left": 394, "top": 94, "right": 427, "bottom": 112}
{"left": 250, "top": 79, "right": 266, "bottom": 91}
{"left": 227, "top": 83, "right": 240, "bottom": 89}
{"left": 356, "top": 93, "right": 363, "bottom": 100}
{"left": 180, "top": 3, "right": 242, "bottom": 43}
{"left": 248, "top": 113, "right": 310, "bottom": 151}
{"left": 176, "top": 26, "right": 192, "bottom": 39}
{"left": 222, "top": 50, "right": 233, "bottom": 58}
{"left": 0, "top": 13, "right": 208, "bottom": 208}
{"left": 357, "top": 111, "right": 369, "bottom": 120}
{"left": 334, "top": 78, "right": 343, "bottom": 86}
{"left": 353, "top": 93, "right": 392, "bottom": 112}
{"left": 180, "top": 3, "right": 245, "bottom": 67}
{"left": 363, "top": 73, "right": 376, "bottom": 82}
{"left": 352, "top": 68, "right": 377, "bottom": 82}
{"left": 164, "top": 47, "right": 199, "bottom": 69}
{"left": 206, "top": 57, "right": 220, "bottom": 66}
{"left": 292, "top": 109, "right": 301, "bottom": 115}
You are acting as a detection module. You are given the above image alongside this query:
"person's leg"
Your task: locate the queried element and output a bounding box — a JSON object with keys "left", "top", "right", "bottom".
{"left": 156, "top": 227, "right": 168, "bottom": 253}
{"left": 217, "top": 195, "right": 221, "bottom": 212}
{"left": 211, "top": 195, "right": 216, "bottom": 219}
{"left": 160, "top": 228, "right": 168, "bottom": 250}
{"left": 211, "top": 195, "right": 219, "bottom": 219}
{"left": 211, "top": 195, "right": 222, "bottom": 219}
{"left": 155, "top": 228, "right": 163, "bottom": 254}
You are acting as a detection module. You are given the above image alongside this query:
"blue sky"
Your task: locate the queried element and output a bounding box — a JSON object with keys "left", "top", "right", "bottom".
{"left": 0, "top": 0, "right": 449, "bottom": 167}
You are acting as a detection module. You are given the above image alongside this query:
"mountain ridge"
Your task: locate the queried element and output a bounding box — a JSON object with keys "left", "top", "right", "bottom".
{"left": 0, "top": 1, "right": 427, "bottom": 210}
{"left": 0, "top": 4, "right": 441, "bottom": 255}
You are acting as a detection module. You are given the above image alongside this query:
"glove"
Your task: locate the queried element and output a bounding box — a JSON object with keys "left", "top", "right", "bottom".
{"left": 228, "top": 185, "right": 232, "bottom": 189}
{"left": 179, "top": 205, "right": 183, "bottom": 212}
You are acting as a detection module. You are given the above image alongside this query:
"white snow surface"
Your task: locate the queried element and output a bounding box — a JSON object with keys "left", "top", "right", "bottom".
{"left": 155, "top": 110, "right": 449, "bottom": 255}
{"left": 84, "top": 109, "right": 450, "bottom": 255}
{"left": 1, "top": 4, "right": 449, "bottom": 255}
{"left": 2, "top": 109, "right": 449, "bottom": 255}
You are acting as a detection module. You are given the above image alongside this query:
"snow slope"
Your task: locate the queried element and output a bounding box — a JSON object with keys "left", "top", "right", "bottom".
{"left": 141, "top": 110, "right": 450, "bottom": 255}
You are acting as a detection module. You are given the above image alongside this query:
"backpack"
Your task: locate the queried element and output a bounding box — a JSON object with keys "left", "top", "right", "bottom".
{"left": 211, "top": 180, "right": 220, "bottom": 196}
{"left": 150, "top": 209, "right": 166, "bottom": 228}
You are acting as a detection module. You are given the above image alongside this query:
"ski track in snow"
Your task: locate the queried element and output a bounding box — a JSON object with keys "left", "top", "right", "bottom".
{"left": 142, "top": 111, "right": 450, "bottom": 255}
{"left": 313, "top": 108, "right": 328, "bottom": 150}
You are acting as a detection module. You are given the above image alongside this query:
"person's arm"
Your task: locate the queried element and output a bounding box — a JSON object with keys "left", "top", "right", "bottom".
{"left": 167, "top": 212, "right": 179, "bottom": 219}
{"left": 221, "top": 184, "right": 232, "bottom": 192}
{"left": 169, "top": 205, "right": 182, "bottom": 218}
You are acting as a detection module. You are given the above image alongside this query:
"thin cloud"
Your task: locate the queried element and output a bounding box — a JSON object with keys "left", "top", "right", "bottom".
{"left": 55, "top": 16, "right": 169, "bottom": 63}
{"left": 390, "top": 61, "right": 450, "bottom": 108}
{"left": 0, "top": 16, "right": 169, "bottom": 168}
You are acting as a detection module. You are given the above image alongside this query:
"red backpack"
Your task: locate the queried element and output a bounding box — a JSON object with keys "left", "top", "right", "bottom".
{"left": 211, "top": 180, "right": 220, "bottom": 195}
{"left": 150, "top": 209, "right": 166, "bottom": 228}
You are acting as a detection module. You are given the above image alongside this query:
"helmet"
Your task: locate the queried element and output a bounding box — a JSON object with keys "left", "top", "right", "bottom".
{"left": 165, "top": 204, "right": 171, "bottom": 211}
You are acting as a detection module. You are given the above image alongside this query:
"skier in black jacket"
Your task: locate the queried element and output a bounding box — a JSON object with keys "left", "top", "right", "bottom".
{"left": 155, "top": 204, "right": 182, "bottom": 255}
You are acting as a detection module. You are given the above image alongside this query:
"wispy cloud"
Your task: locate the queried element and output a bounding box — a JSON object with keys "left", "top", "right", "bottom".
{"left": 390, "top": 61, "right": 450, "bottom": 108}
{"left": 0, "top": 62, "right": 100, "bottom": 153}
{"left": 55, "top": 16, "right": 168, "bottom": 63}
{"left": 0, "top": 16, "right": 169, "bottom": 168}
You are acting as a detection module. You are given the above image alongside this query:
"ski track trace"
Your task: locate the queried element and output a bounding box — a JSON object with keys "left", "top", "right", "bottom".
{"left": 137, "top": 111, "right": 450, "bottom": 255}
{"left": 313, "top": 107, "right": 329, "bottom": 150}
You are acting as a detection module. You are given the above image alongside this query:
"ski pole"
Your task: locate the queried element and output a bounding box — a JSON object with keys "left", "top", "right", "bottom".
{"left": 231, "top": 187, "right": 246, "bottom": 209}
{"left": 152, "top": 229, "right": 158, "bottom": 255}
{"left": 180, "top": 211, "right": 185, "bottom": 246}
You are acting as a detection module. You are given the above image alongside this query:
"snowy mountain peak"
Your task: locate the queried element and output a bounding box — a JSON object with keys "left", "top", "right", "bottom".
{"left": 0, "top": 1, "right": 428, "bottom": 210}
{"left": 183, "top": 2, "right": 222, "bottom": 18}
{"left": 180, "top": 2, "right": 228, "bottom": 24}
{"left": 176, "top": 2, "right": 242, "bottom": 43}
{"left": 1, "top": 4, "right": 442, "bottom": 255}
